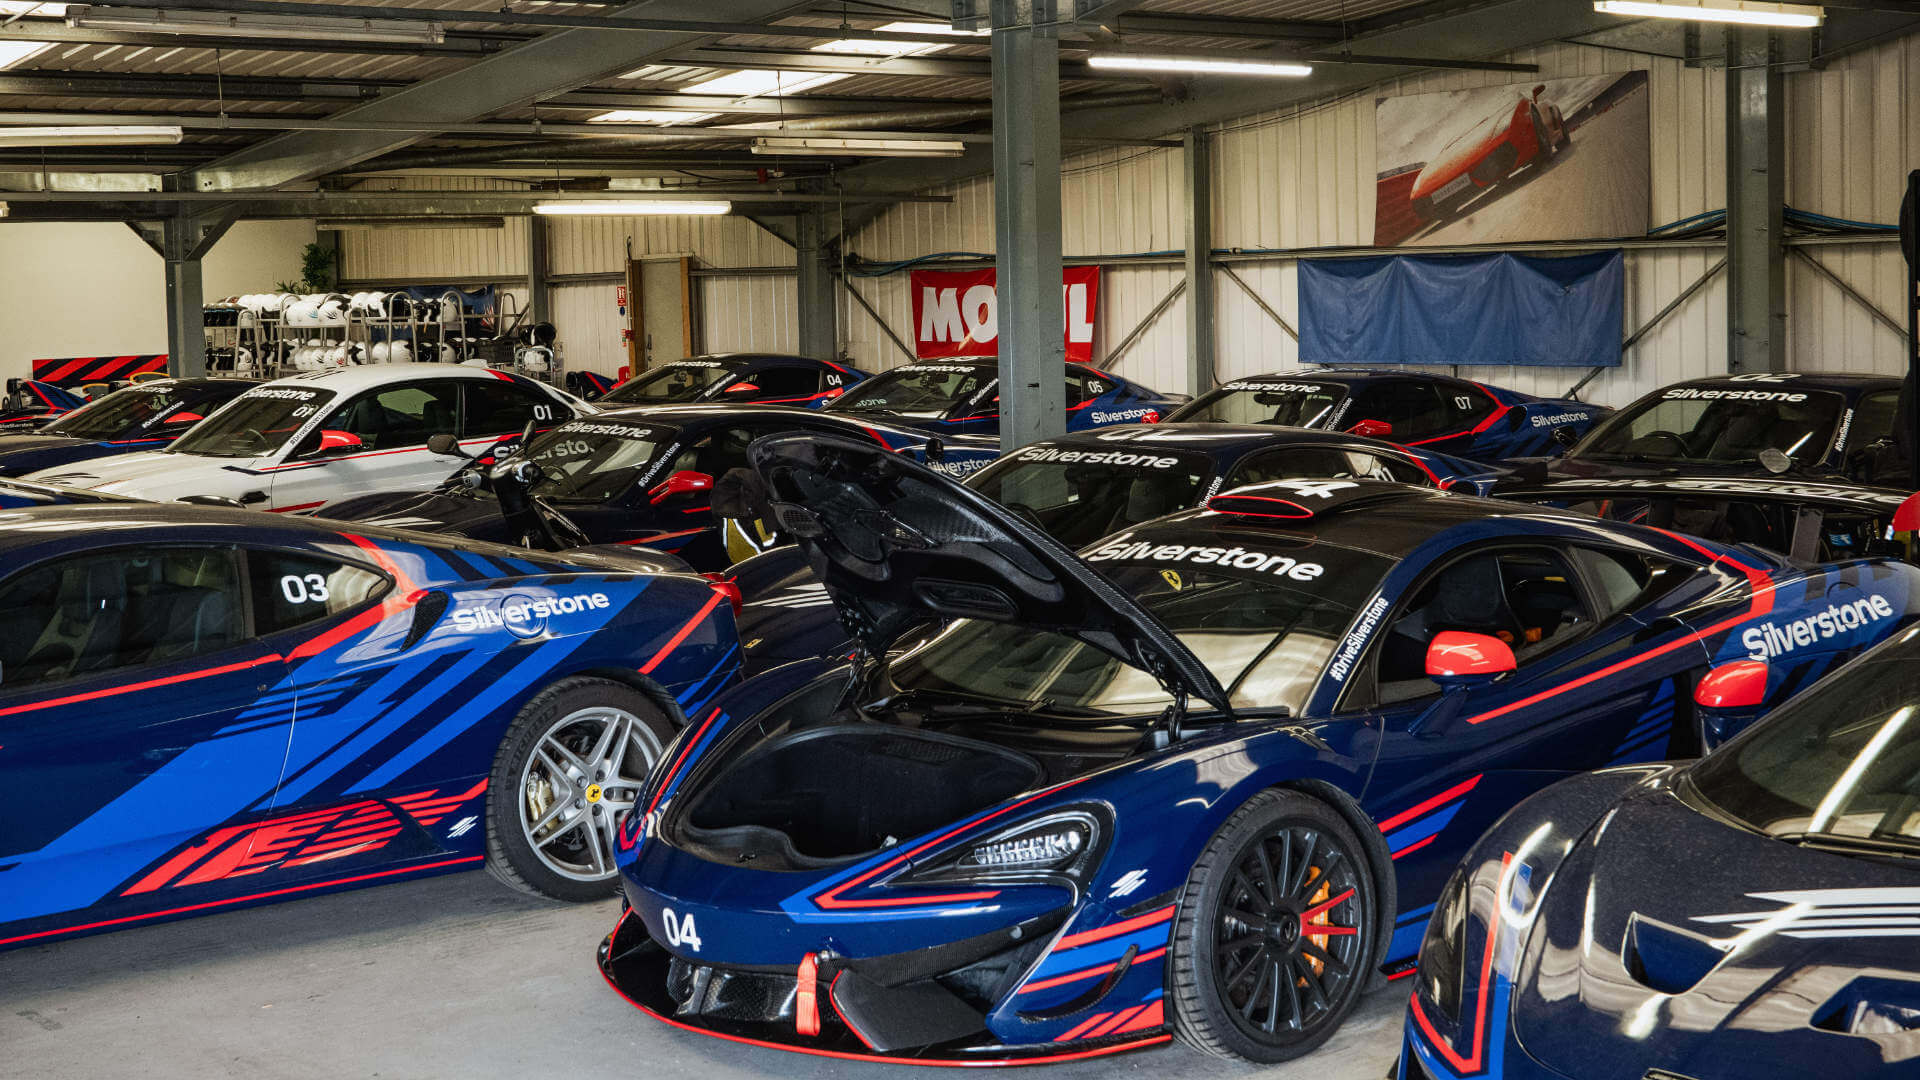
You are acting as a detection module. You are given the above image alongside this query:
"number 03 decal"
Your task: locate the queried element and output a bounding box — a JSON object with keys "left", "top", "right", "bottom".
{"left": 280, "top": 573, "right": 331, "bottom": 604}
{"left": 660, "top": 907, "right": 703, "bottom": 951}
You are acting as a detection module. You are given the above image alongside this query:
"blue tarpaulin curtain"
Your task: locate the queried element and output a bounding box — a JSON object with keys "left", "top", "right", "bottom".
{"left": 1298, "top": 250, "right": 1624, "bottom": 368}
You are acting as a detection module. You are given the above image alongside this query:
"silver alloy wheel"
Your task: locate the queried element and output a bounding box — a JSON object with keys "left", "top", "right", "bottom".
{"left": 518, "top": 704, "right": 663, "bottom": 882}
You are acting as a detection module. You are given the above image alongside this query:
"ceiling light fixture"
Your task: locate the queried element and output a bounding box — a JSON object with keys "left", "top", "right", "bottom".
{"left": 0, "top": 39, "right": 54, "bottom": 70}
{"left": 677, "top": 67, "right": 849, "bottom": 99}
{"left": 751, "top": 136, "right": 965, "bottom": 158}
{"left": 0, "top": 2, "right": 67, "bottom": 16}
{"left": 1086, "top": 53, "right": 1312, "bottom": 77}
{"left": 0, "top": 124, "right": 183, "bottom": 146}
{"left": 531, "top": 200, "right": 731, "bottom": 216}
{"left": 587, "top": 109, "right": 716, "bottom": 125}
{"left": 65, "top": 6, "right": 447, "bottom": 43}
{"left": 1592, "top": 0, "right": 1823, "bottom": 27}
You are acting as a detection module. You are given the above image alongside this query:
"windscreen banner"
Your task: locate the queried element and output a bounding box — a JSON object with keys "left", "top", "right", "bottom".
{"left": 910, "top": 266, "right": 1100, "bottom": 362}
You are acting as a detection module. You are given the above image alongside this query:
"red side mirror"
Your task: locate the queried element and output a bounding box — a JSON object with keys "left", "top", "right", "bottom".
{"left": 1893, "top": 491, "right": 1920, "bottom": 533}
{"left": 1426, "top": 631, "right": 1516, "bottom": 679}
{"left": 316, "top": 429, "right": 363, "bottom": 453}
{"left": 1694, "top": 660, "right": 1768, "bottom": 709}
{"left": 165, "top": 411, "right": 203, "bottom": 424}
{"left": 650, "top": 469, "right": 715, "bottom": 504}
{"left": 1348, "top": 418, "right": 1394, "bottom": 439}
{"left": 724, "top": 382, "right": 759, "bottom": 393}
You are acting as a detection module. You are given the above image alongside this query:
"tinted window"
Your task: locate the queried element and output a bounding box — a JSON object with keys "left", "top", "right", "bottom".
{"left": 1368, "top": 548, "right": 1594, "bottom": 706}
{"left": 248, "top": 550, "right": 390, "bottom": 635}
{"left": 1229, "top": 446, "right": 1429, "bottom": 487}
{"left": 320, "top": 382, "right": 460, "bottom": 451}
{"left": 0, "top": 547, "right": 243, "bottom": 687}
{"left": 602, "top": 363, "right": 730, "bottom": 405}
{"left": 1852, "top": 390, "right": 1900, "bottom": 448}
{"left": 464, "top": 381, "right": 560, "bottom": 437}
{"left": 719, "top": 366, "right": 822, "bottom": 403}
{"left": 171, "top": 386, "right": 336, "bottom": 458}
{"left": 521, "top": 419, "right": 674, "bottom": 502}
{"left": 1569, "top": 546, "right": 1680, "bottom": 619}
{"left": 968, "top": 445, "right": 1211, "bottom": 547}
{"left": 1167, "top": 381, "right": 1346, "bottom": 427}
{"left": 1689, "top": 632, "right": 1920, "bottom": 846}
{"left": 1067, "top": 369, "right": 1112, "bottom": 404}
{"left": 1574, "top": 386, "right": 1844, "bottom": 467}
{"left": 827, "top": 365, "right": 994, "bottom": 418}
{"left": 44, "top": 382, "right": 190, "bottom": 440}
{"left": 1345, "top": 381, "right": 1452, "bottom": 440}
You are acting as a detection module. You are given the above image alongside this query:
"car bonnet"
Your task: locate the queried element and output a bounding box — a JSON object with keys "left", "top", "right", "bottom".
{"left": 748, "top": 433, "right": 1232, "bottom": 713}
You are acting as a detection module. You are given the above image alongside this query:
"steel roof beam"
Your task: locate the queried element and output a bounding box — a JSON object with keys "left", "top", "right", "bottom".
{"left": 0, "top": 21, "right": 517, "bottom": 56}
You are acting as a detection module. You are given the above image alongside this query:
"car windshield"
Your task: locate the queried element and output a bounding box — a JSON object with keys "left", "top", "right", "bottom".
{"left": 1168, "top": 380, "right": 1348, "bottom": 427}
{"left": 518, "top": 419, "right": 675, "bottom": 502}
{"left": 169, "top": 386, "right": 335, "bottom": 458}
{"left": 1689, "top": 631, "right": 1920, "bottom": 852}
{"left": 887, "top": 548, "right": 1392, "bottom": 716}
{"left": 44, "top": 383, "right": 190, "bottom": 440}
{"left": 826, "top": 365, "right": 992, "bottom": 418}
{"left": 966, "top": 445, "right": 1212, "bottom": 549}
{"left": 601, "top": 363, "right": 732, "bottom": 405}
{"left": 1574, "top": 385, "right": 1845, "bottom": 466}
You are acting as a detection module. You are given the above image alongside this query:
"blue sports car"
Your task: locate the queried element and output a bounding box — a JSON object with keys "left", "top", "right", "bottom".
{"left": 821, "top": 358, "right": 1182, "bottom": 438}
{"left": 1167, "top": 370, "right": 1604, "bottom": 463}
{"left": 0, "top": 377, "right": 257, "bottom": 477}
{"left": 0, "top": 503, "right": 740, "bottom": 950}
{"left": 1399, "top": 626, "right": 1920, "bottom": 1080}
{"left": 730, "top": 422, "right": 1504, "bottom": 674}
{"left": 0, "top": 378, "right": 91, "bottom": 430}
{"left": 597, "top": 435, "right": 1919, "bottom": 1064}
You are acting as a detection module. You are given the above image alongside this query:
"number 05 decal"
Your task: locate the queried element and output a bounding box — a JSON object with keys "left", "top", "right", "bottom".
{"left": 660, "top": 906, "right": 703, "bottom": 951}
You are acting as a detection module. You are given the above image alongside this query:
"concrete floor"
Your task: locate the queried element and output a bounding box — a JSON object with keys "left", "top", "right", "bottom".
{"left": 0, "top": 870, "right": 1405, "bottom": 1080}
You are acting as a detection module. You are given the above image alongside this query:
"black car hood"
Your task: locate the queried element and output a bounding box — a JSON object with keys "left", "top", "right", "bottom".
{"left": 1498, "top": 473, "right": 1917, "bottom": 515}
{"left": 1513, "top": 789, "right": 1920, "bottom": 1080}
{"left": 748, "top": 434, "right": 1231, "bottom": 713}
{"left": 319, "top": 489, "right": 507, "bottom": 539}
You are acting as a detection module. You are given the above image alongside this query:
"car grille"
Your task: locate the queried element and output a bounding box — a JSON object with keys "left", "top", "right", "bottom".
{"left": 666, "top": 958, "right": 800, "bottom": 1024}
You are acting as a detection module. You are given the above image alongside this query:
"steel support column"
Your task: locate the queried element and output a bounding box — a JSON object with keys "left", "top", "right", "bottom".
{"left": 527, "top": 213, "right": 550, "bottom": 324}
{"left": 795, "top": 206, "right": 836, "bottom": 358}
{"left": 1726, "top": 27, "right": 1786, "bottom": 373}
{"left": 1184, "top": 127, "right": 1215, "bottom": 395}
{"left": 130, "top": 207, "right": 234, "bottom": 378}
{"left": 990, "top": 0, "right": 1065, "bottom": 451}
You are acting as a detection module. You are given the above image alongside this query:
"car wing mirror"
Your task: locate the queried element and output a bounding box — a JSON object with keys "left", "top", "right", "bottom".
{"left": 307, "top": 429, "right": 363, "bottom": 457}
{"left": 1694, "top": 659, "right": 1770, "bottom": 749}
{"left": 164, "top": 411, "right": 203, "bottom": 425}
{"left": 1410, "top": 632, "right": 1515, "bottom": 737}
{"left": 724, "top": 382, "right": 760, "bottom": 394}
{"left": 650, "top": 469, "right": 715, "bottom": 504}
{"left": 427, "top": 432, "right": 468, "bottom": 458}
{"left": 1348, "top": 418, "right": 1393, "bottom": 439}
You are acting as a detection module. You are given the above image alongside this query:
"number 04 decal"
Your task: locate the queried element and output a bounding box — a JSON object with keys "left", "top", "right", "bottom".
{"left": 660, "top": 906, "right": 703, "bottom": 951}
{"left": 280, "top": 573, "right": 331, "bottom": 604}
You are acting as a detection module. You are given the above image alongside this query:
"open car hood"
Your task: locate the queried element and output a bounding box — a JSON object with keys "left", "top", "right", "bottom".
{"left": 749, "top": 433, "right": 1232, "bottom": 714}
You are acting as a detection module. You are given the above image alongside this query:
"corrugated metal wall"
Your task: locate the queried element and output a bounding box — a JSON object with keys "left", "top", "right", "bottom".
{"left": 1787, "top": 32, "right": 1920, "bottom": 374}
{"left": 336, "top": 33, "right": 1917, "bottom": 403}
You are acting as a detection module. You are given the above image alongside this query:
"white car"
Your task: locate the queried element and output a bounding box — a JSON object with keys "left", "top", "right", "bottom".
{"left": 27, "top": 365, "right": 590, "bottom": 513}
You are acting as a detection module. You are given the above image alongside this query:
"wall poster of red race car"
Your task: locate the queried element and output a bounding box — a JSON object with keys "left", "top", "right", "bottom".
{"left": 1372, "top": 70, "right": 1649, "bottom": 247}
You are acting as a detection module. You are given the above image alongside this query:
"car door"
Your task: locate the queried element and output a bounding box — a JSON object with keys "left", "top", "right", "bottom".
{"left": 1346, "top": 542, "right": 1707, "bottom": 923}
{"left": 267, "top": 379, "right": 464, "bottom": 512}
{"left": 0, "top": 544, "right": 290, "bottom": 933}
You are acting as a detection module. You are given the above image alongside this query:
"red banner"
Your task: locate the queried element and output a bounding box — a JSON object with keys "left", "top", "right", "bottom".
{"left": 910, "top": 266, "right": 1099, "bottom": 363}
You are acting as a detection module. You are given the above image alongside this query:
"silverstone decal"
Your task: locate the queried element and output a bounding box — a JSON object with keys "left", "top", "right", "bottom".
{"left": 1529, "top": 410, "right": 1590, "bottom": 428}
{"left": 1087, "top": 535, "right": 1326, "bottom": 581}
{"left": 1221, "top": 380, "right": 1332, "bottom": 395}
{"left": 1663, "top": 386, "right": 1809, "bottom": 403}
{"left": 1012, "top": 445, "right": 1184, "bottom": 469}
{"left": 1739, "top": 595, "right": 1895, "bottom": 661}
{"left": 1089, "top": 407, "right": 1158, "bottom": 424}
{"left": 555, "top": 419, "right": 664, "bottom": 440}
{"left": 1832, "top": 407, "right": 1855, "bottom": 455}
{"left": 1328, "top": 595, "right": 1391, "bottom": 682}
{"left": 240, "top": 387, "right": 325, "bottom": 401}
{"left": 927, "top": 457, "right": 992, "bottom": 478}
{"left": 911, "top": 266, "right": 1100, "bottom": 363}
{"left": 451, "top": 592, "right": 614, "bottom": 633}
{"left": 664, "top": 360, "right": 725, "bottom": 369}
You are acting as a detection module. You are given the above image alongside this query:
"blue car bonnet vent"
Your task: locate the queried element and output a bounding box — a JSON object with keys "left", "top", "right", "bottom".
{"left": 1621, "top": 913, "right": 1727, "bottom": 996}
{"left": 1812, "top": 976, "right": 1920, "bottom": 1039}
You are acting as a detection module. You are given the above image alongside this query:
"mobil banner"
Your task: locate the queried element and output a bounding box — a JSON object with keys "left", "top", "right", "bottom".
{"left": 910, "top": 266, "right": 1100, "bottom": 362}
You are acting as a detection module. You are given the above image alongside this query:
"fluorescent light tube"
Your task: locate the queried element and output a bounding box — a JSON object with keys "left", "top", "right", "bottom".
{"left": 751, "top": 136, "right": 965, "bottom": 158}
{"left": 532, "top": 200, "right": 731, "bottom": 216}
{"left": 677, "top": 68, "right": 849, "bottom": 99}
{"left": 0, "top": 124, "right": 183, "bottom": 146}
{"left": 66, "top": 6, "right": 446, "bottom": 43}
{"left": 587, "top": 110, "right": 716, "bottom": 125}
{"left": 1086, "top": 53, "right": 1312, "bottom": 76}
{"left": 1592, "top": 1, "right": 1823, "bottom": 27}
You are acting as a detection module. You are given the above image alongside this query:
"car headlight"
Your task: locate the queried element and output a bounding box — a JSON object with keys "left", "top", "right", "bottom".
{"left": 1417, "top": 865, "right": 1471, "bottom": 1024}
{"left": 902, "top": 809, "right": 1107, "bottom": 883}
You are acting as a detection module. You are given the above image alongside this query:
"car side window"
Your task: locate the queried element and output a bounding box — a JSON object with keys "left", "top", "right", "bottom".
{"left": 1568, "top": 546, "right": 1684, "bottom": 620}
{"left": 321, "top": 381, "right": 461, "bottom": 451}
{"left": 1347, "top": 381, "right": 1451, "bottom": 440}
{"left": 247, "top": 550, "right": 390, "bottom": 635}
{"left": 1442, "top": 384, "right": 1498, "bottom": 429}
{"left": 463, "top": 381, "right": 561, "bottom": 437}
{"left": 665, "top": 426, "right": 760, "bottom": 479}
{"left": 1852, "top": 391, "right": 1900, "bottom": 448}
{"left": 1228, "top": 446, "right": 1428, "bottom": 488}
{"left": 1365, "top": 547, "right": 1595, "bottom": 707}
{"left": 0, "top": 546, "right": 244, "bottom": 689}
{"left": 1067, "top": 368, "right": 1112, "bottom": 404}
{"left": 721, "top": 367, "right": 822, "bottom": 402}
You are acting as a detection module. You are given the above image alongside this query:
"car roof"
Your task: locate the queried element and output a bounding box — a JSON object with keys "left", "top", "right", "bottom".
{"left": 254, "top": 363, "right": 522, "bottom": 393}
{"left": 1663, "top": 372, "right": 1899, "bottom": 393}
{"left": 1216, "top": 369, "right": 1463, "bottom": 388}
{"left": 1028, "top": 422, "right": 1376, "bottom": 453}
{"left": 1125, "top": 479, "right": 1589, "bottom": 560}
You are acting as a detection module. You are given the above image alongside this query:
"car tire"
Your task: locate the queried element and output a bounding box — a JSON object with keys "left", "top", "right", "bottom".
{"left": 485, "top": 676, "right": 675, "bottom": 902}
{"left": 1168, "top": 788, "right": 1377, "bottom": 1063}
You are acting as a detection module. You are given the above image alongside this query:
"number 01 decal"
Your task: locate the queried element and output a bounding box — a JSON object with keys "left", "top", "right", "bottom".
{"left": 660, "top": 906, "right": 702, "bottom": 951}
{"left": 280, "top": 573, "right": 331, "bottom": 604}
